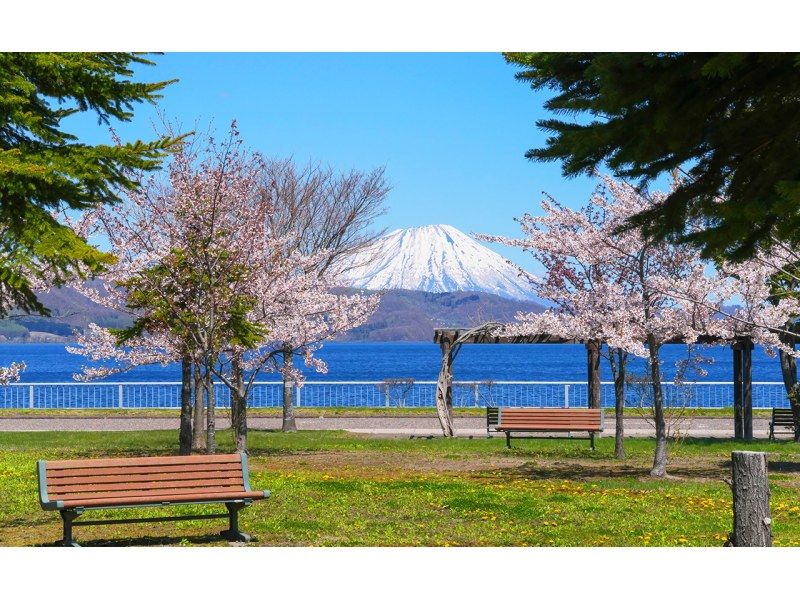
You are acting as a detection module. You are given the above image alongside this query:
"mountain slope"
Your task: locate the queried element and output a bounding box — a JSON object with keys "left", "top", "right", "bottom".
{"left": 341, "top": 224, "right": 537, "bottom": 301}
{"left": 336, "top": 288, "right": 545, "bottom": 341}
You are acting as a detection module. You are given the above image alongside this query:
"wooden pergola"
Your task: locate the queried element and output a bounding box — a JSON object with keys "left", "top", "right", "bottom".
{"left": 433, "top": 328, "right": 756, "bottom": 440}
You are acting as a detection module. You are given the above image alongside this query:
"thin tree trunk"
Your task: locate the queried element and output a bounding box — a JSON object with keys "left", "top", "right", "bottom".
{"left": 586, "top": 340, "right": 601, "bottom": 409}
{"left": 205, "top": 365, "right": 216, "bottom": 455}
{"left": 230, "top": 353, "right": 248, "bottom": 454}
{"left": 609, "top": 349, "right": 626, "bottom": 459}
{"left": 435, "top": 339, "right": 455, "bottom": 437}
{"left": 647, "top": 335, "right": 668, "bottom": 477}
{"left": 778, "top": 330, "right": 800, "bottom": 442}
{"left": 281, "top": 347, "right": 297, "bottom": 432}
{"left": 192, "top": 360, "right": 206, "bottom": 451}
{"left": 730, "top": 451, "right": 772, "bottom": 546}
{"left": 178, "top": 354, "right": 193, "bottom": 455}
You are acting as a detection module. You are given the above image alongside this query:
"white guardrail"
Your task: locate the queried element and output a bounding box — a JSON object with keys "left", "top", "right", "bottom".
{"left": 0, "top": 380, "right": 791, "bottom": 410}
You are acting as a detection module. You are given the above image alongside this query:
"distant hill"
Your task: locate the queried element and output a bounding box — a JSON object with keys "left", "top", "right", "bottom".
{"left": 336, "top": 288, "right": 545, "bottom": 341}
{"left": 0, "top": 287, "right": 544, "bottom": 343}
{"left": 0, "top": 286, "right": 132, "bottom": 343}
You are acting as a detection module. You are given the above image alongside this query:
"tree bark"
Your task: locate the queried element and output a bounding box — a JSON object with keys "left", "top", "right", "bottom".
{"left": 778, "top": 330, "right": 800, "bottom": 442}
{"left": 230, "top": 353, "right": 248, "bottom": 454}
{"left": 609, "top": 348, "right": 626, "bottom": 459}
{"left": 647, "top": 335, "right": 668, "bottom": 477}
{"left": 192, "top": 360, "right": 206, "bottom": 451}
{"left": 743, "top": 340, "right": 753, "bottom": 441}
{"left": 435, "top": 338, "right": 455, "bottom": 437}
{"left": 205, "top": 365, "right": 216, "bottom": 455}
{"left": 730, "top": 451, "right": 772, "bottom": 547}
{"left": 178, "top": 354, "right": 193, "bottom": 455}
{"left": 586, "top": 339, "right": 601, "bottom": 409}
{"left": 281, "top": 347, "right": 297, "bottom": 432}
{"left": 733, "top": 346, "right": 744, "bottom": 440}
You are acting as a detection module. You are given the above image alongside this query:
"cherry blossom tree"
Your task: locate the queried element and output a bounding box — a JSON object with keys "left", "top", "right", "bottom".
{"left": 482, "top": 176, "right": 738, "bottom": 476}
{"left": 68, "top": 122, "right": 379, "bottom": 453}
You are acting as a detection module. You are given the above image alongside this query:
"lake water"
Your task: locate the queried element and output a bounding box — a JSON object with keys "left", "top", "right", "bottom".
{"left": 0, "top": 342, "right": 787, "bottom": 383}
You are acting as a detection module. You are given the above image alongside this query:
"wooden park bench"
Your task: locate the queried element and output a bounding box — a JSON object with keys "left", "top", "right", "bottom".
{"left": 487, "top": 407, "right": 604, "bottom": 450}
{"left": 37, "top": 453, "right": 269, "bottom": 546}
{"left": 769, "top": 408, "right": 796, "bottom": 440}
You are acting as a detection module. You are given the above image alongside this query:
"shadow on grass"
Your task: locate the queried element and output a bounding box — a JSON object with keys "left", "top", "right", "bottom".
{"left": 770, "top": 461, "right": 800, "bottom": 474}
{"left": 508, "top": 460, "right": 729, "bottom": 481}
{"left": 34, "top": 532, "right": 244, "bottom": 548}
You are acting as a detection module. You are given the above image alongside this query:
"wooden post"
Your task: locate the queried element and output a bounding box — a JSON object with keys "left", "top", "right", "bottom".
{"left": 733, "top": 345, "right": 743, "bottom": 440}
{"left": 586, "top": 340, "right": 601, "bottom": 409}
{"left": 730, "top": 451, "right": 772, "bottom": 546}
{"left": 743, "top": 339, "right": 753, "bottom": 441}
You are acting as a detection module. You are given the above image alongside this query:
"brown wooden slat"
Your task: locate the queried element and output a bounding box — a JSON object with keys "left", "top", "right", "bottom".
{"left": 498, "top": 425, "right": 602, "bottom": 431}
{"left": 499, "top": 417, "right": 601, "bottom": 422}
{"left": 46, "top": 454, "right": 240, "bottom": 470}
{"left": 49, "top": 477, "right": 245, "bottom": 495}
{"left": 48, "top": 469, "right": 244, "bottom": 486}
{"left": 500, "top": 410, "right": 601, "bottom": 415}
{"left": 51, "top": 484, "right": 249, "bottom": 502}
{"left": 501, "top": 418, "right": 601, "bottom": 423}
{"left": 60, "top": 490, "right": 266, "bottom": 508}
{"left": 45, "top": 462, "right": 242, "bottom": 479}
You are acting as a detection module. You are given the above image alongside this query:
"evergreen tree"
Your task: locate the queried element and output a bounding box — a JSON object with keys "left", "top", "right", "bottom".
{"left": 505, "top": 52, "right": 800, "bottom": 260}
{"left": 0, "top": 52, "right": 181, "bottom": 316}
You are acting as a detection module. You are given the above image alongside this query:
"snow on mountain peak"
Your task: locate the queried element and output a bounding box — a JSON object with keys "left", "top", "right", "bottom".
{"left": 340, "top": 224, "right": 538, "bottom": 301}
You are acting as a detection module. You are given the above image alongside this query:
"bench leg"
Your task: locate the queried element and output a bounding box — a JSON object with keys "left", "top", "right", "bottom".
{"left": 769, "top": 424, "right": 774, "bottom": 441}
{"left": 220, "top": 503, "right": 251, "bottom": 543}
{"left": 590, "top": 432, "right": 596, "bottom": 451}
{"left": 59, "top": 510, "right": 81, "bottom": 547}
{"left": 505, "top": 432, "right": 511, "bottom": 449}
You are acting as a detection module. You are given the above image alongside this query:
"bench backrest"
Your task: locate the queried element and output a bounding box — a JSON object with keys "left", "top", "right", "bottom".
{"left": 772, "top": 408, "right": 796, "bottom": 426}
{"left": 493, "top": 407, "right": 604, "bottom": 431}
{"left": 38, "top": 454, "right": 251, "bottom": 510}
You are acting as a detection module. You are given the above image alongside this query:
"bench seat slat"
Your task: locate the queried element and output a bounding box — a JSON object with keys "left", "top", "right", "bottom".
{"left": 59, "top": 489, "right": 266, "bottom": 509}
{"left": 498, "top": 425, "right": 602, "bottom": 431}
{"left": 48, "top": 477, "right": 245, "bottom": 495}
{"left": 45, "top": 463, "right": 243, "bottom": 479}
{"left": 52, "top": 484, "right": 250, "bottom": 502}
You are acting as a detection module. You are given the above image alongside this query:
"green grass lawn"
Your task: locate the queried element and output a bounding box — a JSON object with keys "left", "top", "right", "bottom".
{"left": 1, "top": 429, "right": 799, "bottom": 547}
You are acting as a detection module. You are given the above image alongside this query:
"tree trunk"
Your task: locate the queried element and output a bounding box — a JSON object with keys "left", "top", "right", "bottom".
{"left": 743, "top": 340, "right": 753, "bottom": 441}
{"left": 610, "top": 349, "right": 626, "bottom": 459}
{"left": 281, "top": 347, "right": 297, "bottom": 432}
{"left": 778, "top": 330, "right": 800, "bottom": 442}
{"left": 205, "top": 365, "right": 216, "bottom": 455}
{"left": 435, "top": 338, "right": 455, "bottom": 437}
{"left": 178, "top": 354, "right": 193, "bottom": 455}
{"left": 730, "top": 451, "right": 772, "bottom": 546}
{"left": 733, "top": 346, "right": 744, "bottom": 440}
{"left": 647, "top": 335, "right": 668, "bottom": 477}
{"left": 230, "top": 353, "right": 248, "bottom": 454}
{"left": 586, "top": 339, "right": 601, "bottom": 409}
{"left": 192, "top": 360, "right": 206, "bottom": 450}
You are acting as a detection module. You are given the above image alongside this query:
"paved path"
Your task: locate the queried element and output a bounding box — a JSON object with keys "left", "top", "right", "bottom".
{"left": 0, "top": 414, "right": 773, "bottom": 439}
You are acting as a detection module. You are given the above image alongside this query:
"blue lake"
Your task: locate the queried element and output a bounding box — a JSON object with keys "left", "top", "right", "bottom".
{"left": 0, "top": 342, "right": 787, "bottom": 383}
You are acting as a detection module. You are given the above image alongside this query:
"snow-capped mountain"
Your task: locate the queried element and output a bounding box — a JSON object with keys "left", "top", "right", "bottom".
{"left": 340, "top": 224, "right": 538, "bottom": 301}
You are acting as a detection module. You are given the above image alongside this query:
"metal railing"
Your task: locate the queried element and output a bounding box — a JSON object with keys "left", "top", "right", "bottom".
{"left": 0, "top": 380, "right": 790, "bottom": 409}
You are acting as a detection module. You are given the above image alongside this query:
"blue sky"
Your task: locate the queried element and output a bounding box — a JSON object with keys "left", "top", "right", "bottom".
{"left": 69, "top": 53, "right": 600, "bottom": 268}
